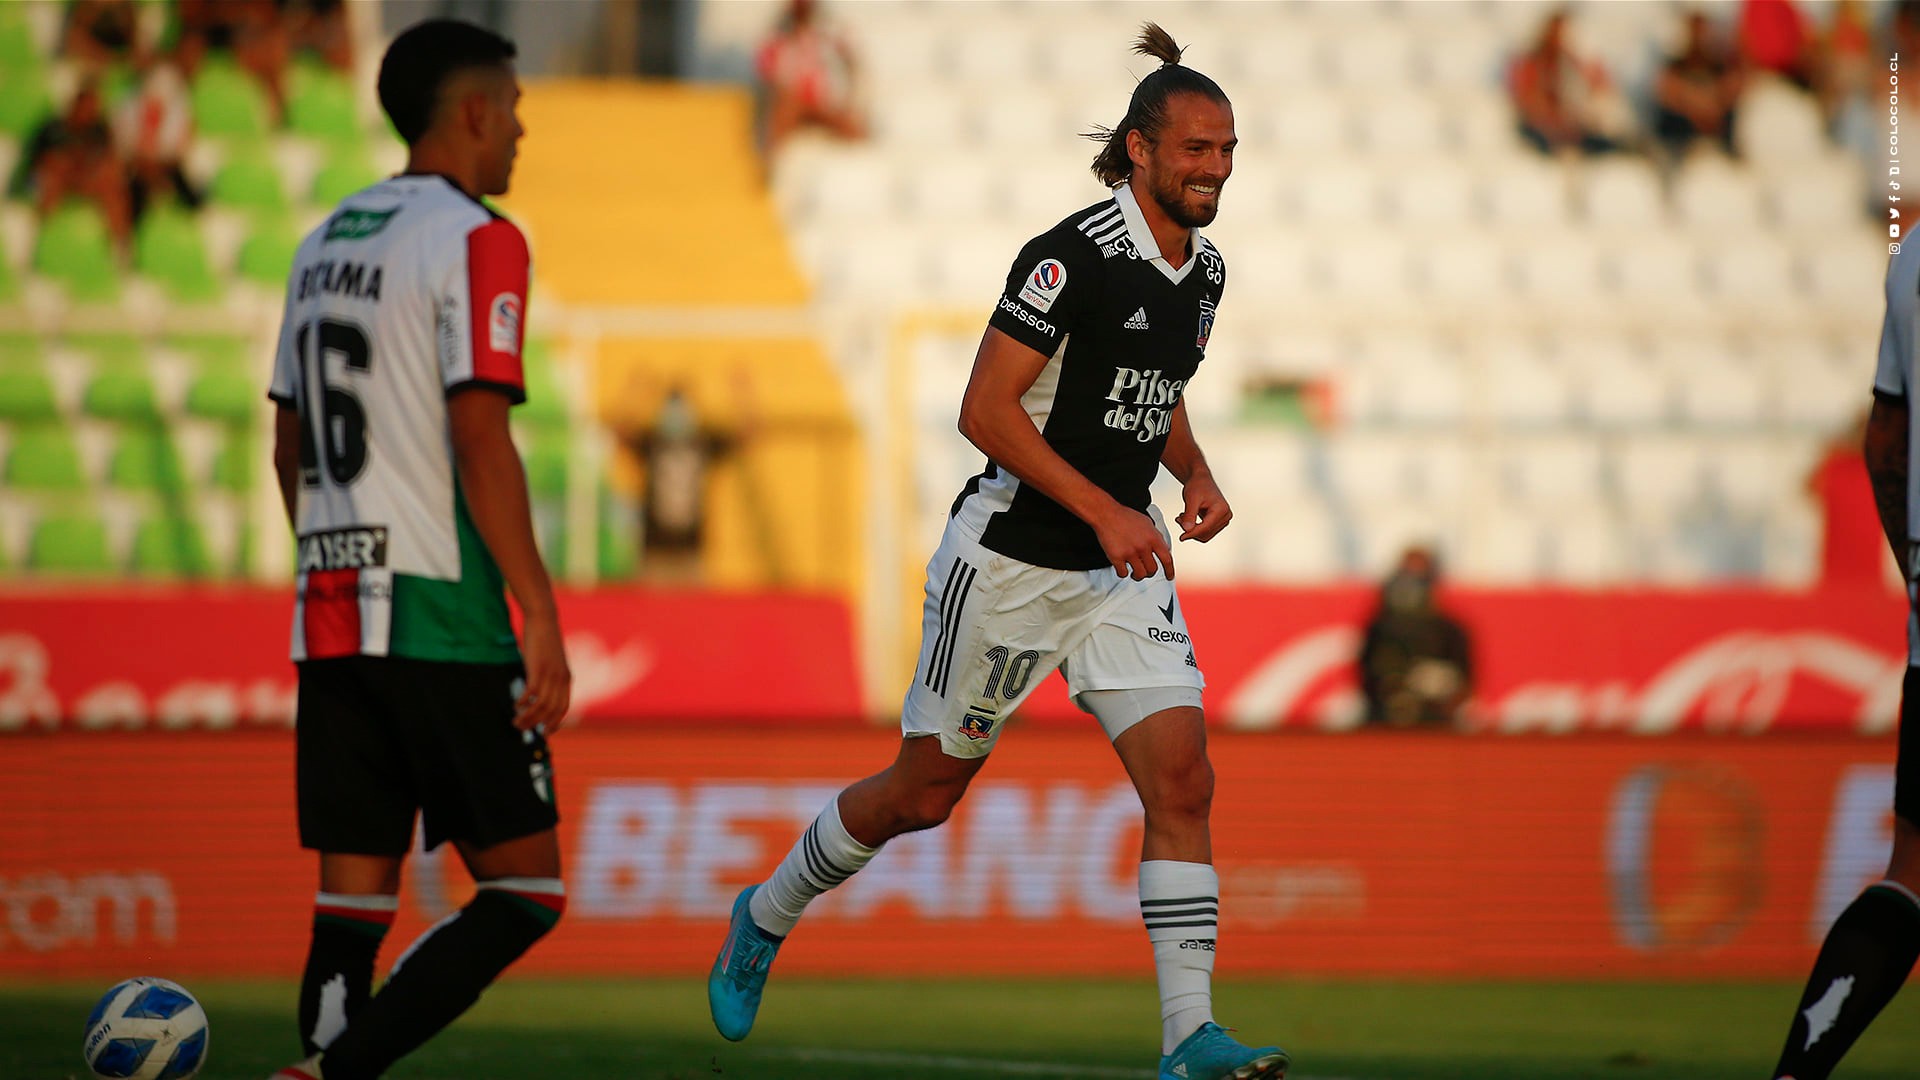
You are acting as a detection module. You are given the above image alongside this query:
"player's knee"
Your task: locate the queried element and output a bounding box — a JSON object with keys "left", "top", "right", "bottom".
{"left": 1147, "top": 758, "right": 1214, "bottom": 821}
{"left": 895, "top": 785, "right": 966, "bottom": 833}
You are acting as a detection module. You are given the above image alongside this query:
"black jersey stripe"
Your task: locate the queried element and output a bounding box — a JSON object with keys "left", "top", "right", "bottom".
{"left": 923, "top": 559, "right": 968, "bottom": 692}
{"left": 932, "top": 562, "right": 978, "bottom": 697}
{"left": 1077, "top": 204, "right": 1121, "bottom": 232}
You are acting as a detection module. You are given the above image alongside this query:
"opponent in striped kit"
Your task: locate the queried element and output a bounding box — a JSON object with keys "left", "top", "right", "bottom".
{"left": 710, "top": 24, "right": 1287, "bottom": 1080}
{"left": 1764, "top": 220, "right": 1920, "bottom": 1080}
{"left": 266, "top": 20, "right": 570, "bottom": 1080}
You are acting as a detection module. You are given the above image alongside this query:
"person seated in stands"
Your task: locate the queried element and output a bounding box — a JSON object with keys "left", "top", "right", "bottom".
{"left": 1509, "top": 8, "right": 1630, "bottom": 156}
{"left": 176, "top": 0, "right": 290, "bottom": 122}
{"left": 1815, "top": 0, "right": 1875, "bottom": 140}
{"left": 14, "top": 81, "right": 133, "bottom": 253}
{"left": 61, "top": 0, "right": 141, "bottom": 68}
{"left": 757, "top": 0, "right": 865, "bottom": 160}
{"left": 1654, "top": 10, "right": 1746, "bottom": 161}
{"left": 114, "top": 55, "right": 203, "bottom": 221}
{"left": 287, "top": 0, "right": 354, "bottom": 72}
{"left": 1739, "top": 0, "right": 1817, "bottom": 90}
{"left": 1357, "top": 546, "right": 1475, "bottom": 730}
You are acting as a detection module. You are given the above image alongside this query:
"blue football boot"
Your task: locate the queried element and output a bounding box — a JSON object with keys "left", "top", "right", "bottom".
{"left": 707, "top": 885, "right": 785, "bottom": 1041}
{"left": 1160, "top": 1022, "right": 1290, "bottom": 1080}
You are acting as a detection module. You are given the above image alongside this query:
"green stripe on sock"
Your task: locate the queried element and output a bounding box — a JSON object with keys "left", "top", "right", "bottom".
{"left": 493, "top": 890, "right": 564, "bottom": 930}
{"left": 315, "top": 911, "right": 391, "bottom": 939}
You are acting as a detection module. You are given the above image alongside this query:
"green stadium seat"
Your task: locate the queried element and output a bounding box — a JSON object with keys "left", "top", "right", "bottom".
{"left": 0, "top": 8, "right": 40, "bottom": 77}
{"left": 525, "top": 433, "right": 568, "bottom": 498}
{"left": 310, "top": 149, "right": 382, "bottom": 206}
{"left": 520, "top": 361, "right": 567, "bottom": 428}
{"left": 131, "top": 514, "right": 211, "bottom": 578}
{"left": 191, "top": 57, "right": 271, "bottom": 139}
{"left": 210, "top": 150, "right": 288, "bottom": 214}
{"left": 107, "top": 425, "right": 185, "bottom": 492}
{"left": 0, "top": 71, "right": 51, "bottom": 140}
{"left": 83, "top": 366, "right": 160, "bottom": 422}
{"left": 0, "top": 333, "right": 42, "bottom": 367}
{"left": 236, "top": 215, "right": 300, "bottom": 285}
{"left": 167, "top": 333, "right": 251, "bottom": 368}
{"left": 69, "top": 332, "right": 147, "bottom": 368}
{"left": 29, "top": 512, "right": 113, "bottom": 574}
{"left": 0, "top": 367, "right": 58, "bottom": 420}
{"left": 6, "top": 425, "right": 87, "bottom": 491}
{"left": 133, "top": 205, "right": 222, "bottom": 302}
{"left": 287, "top": 69, "right": 361, "bottom": 142}
{"left": 598, "top": 490, "right": 639, "bottom": 579}
{"left": 185, "top": 365, "right": 255, "bottom": 423}
{"left": 33, "top": 203, "right": 122, "bottom": 302}
{"left": 210, "top": 428, "right": 253, "bottom": 492}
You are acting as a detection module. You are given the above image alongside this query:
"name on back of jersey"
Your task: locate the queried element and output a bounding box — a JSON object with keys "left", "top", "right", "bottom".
{"left": 298, "top": 526, "right": 390, "bottom": 572}
{"left": 297, "top": 259, "right": 384, "bottom": 303}
{"left": 1104, "top": 366, "right": 1185, "bottom": 443}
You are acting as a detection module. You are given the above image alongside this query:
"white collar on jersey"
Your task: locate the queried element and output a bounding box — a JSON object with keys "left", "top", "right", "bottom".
{"left": 1113, "top": 182, "right": 1202, "bottom": 286}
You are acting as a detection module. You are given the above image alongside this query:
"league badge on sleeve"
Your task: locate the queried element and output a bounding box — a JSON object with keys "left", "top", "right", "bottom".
{"left": 488, "top": 293, "right": 523, "bottom": 355}
{"left": 1196, "top": 298, "right": 1216, "bottom": 349}
{"left": 1018, "top": 259, "right": 1068, "bottom": 313}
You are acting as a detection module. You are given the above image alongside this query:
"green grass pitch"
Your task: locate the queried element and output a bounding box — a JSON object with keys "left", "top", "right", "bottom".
{"left": 26, "top": 977, "right": 1920, "bottom": 1079}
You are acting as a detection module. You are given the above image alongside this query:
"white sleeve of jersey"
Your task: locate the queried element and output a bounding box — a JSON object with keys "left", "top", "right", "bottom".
{"left": 269, "top": 273, "right": 301, "bottom": 405}
{"left": 1877, "top": 253, "right": 1913, "bottom": 399}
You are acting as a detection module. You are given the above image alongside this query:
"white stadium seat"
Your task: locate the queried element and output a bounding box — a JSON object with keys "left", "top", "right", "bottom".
{"left": 1417, "top": 26, "right": 1510, "bottom": 89}
{"left": 1671, "top": 154, "right": 1766, "bottom": 233}
{"left": 1580, "top": 157, "right": 1667, "bottom": 229}
{"left": 1410, "top": 234, "right": 1510, "bottom": 308}
{"left": 1295, "top": 163, "right": 1387, "bottom": 226}
{"left": 1546, "top": 505, "right": 1631, "bottom": 586}
{"left": 1671, "top": 355, "right": 1770, "bottom": 428}
{"left": 1265, "top": 94, "right": 1354, "bottom": 156}
{"left": 1387, "top": 158, "right": 1479, "bottom": 227}
{"left": 1736, "top": 76, "right": 1828, "bottom": 166}
{"left": 1700, "top": 234, "right": 1800, "bottom": 315}
{"left": 1353, "top": 92, "right": 1455, "bottom": 158}
{"left": 1457, "top": 501, "right": 1551, "bottom": 585}
{"left": 1614, "top": 435, "right": 1710, "bottom": 511}
{"left": 1494, "top": 433, "right": 1606, "bottom": 508}
{"left": 1767, "top": 156, "right": 1868, "bottom": 231}
{"left": 1479, "top": 156, "right": 1572, "bottom": 228}
{"left": 1479, "top": 342, "right": 1577, "bottom": 427}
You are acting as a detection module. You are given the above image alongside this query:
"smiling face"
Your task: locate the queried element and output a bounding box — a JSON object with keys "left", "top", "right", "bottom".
{"left": 1128, "top": 92, "right": 1236, "bottom": 229}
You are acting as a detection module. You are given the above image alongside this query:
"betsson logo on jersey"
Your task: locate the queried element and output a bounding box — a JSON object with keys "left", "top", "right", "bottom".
{"left": 489, "top": 293, "right": 522, "bottom": 355}
{"left": 1103, "top": 366, "right": 1185, "bottom": 443}
{"left": 998, "top": 296, "right": 1056, "bottom": 337}
{"left": 1018, "top": 259, "right": 1067, "bottom": 312}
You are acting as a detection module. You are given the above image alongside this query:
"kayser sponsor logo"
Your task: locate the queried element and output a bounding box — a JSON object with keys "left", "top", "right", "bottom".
{"left": 298, "top": 526, "right": 390, "bottom": 572}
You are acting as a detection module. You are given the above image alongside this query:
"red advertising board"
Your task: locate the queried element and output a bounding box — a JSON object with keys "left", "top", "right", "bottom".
{"left": 0, "top": 585, "right": 1903, "bottom": 732}
{"left": 0, "top": 729, "right": 1899, "bottom": 979}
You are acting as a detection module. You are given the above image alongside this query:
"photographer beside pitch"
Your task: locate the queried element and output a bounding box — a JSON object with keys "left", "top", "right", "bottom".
{"left": 265, "top": 19, "right": 570, "bottom": 1080}
{"left": 707, "top": 24, "right": 1289, "bottom": 1080}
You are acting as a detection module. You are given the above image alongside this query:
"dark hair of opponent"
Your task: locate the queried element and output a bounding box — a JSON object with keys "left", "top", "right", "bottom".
{"left": 378, "top": 18, "right": 518, "bottom": 145}
{"left": 1085, "top": 23, "right": 1231, "bottom": 188}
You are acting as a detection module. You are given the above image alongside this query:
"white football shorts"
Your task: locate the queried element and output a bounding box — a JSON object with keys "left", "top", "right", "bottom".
{"left": 901, "top": 508, "right": 1206, "bottom": 758}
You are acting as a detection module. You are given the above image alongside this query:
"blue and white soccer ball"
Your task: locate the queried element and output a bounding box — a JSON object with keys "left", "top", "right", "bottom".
{"left": 82, "top": 977, "right": 209, "bottom": 1080}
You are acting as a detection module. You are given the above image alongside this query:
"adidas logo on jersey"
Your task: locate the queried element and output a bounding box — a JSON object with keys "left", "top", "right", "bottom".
{"left": 1124, "top": 307, "right": 1150, "bottom": 330}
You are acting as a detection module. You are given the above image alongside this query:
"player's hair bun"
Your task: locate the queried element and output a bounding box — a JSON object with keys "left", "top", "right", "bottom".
{"left": 1132, "top": 22, "right": 1184, "bottom": 67}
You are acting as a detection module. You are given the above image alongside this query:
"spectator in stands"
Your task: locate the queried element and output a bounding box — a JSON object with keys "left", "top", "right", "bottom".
{"left": 1357, "top": 545, "right": 1474, "bottom": 729}
{"left": 1808, "top": 409, "right": 1890, "bottom": 589}
{"left": 1508, "top": 8, "right": 1631, "bottom": 156}
{"left": 1654, "top": 10, "right": 1746, "bottom": 161}
{"left": 114, "top": 56, "right": 203, "bottom": 221}
{"left": 757, "top": 0, "right": 865, "bottom": 160}
{"left": 14, "top": 81, "right": 133, "bottom": 253}
{"left": 177, "top": 0, "right": 291, "bottom": 122}
{"left": 1739, "top": 0, "right": 1816, "bottom": 89}
{"left": 1816, "top": 0, "right": 1875, "bottom": 138}
{"left": 287, "top": 0, "right": 355, "bottom": 72}
{"left": 627, "top": 383, "right": 743, "bottom": 584}
{"left": 62, "top": 0, "right": 142, "bottom": 68}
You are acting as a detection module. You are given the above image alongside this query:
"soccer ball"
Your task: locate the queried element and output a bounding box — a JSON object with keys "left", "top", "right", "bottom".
{"left": 82, "top": 977, "right": 209, "bottom": 1080}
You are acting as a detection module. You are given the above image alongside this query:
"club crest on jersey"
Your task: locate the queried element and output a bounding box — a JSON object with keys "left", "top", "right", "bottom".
{"left": 1018, "top": 258, "right": 1067, "bottom": 313}
{"left": 960, "top": 708, "right": 998, "bottom": 741}
{"left": 1196, "top": 298, "right": 1216, "bottom": 349}
{"left": 489, "top": 292, "right": 522, "bottom": 355}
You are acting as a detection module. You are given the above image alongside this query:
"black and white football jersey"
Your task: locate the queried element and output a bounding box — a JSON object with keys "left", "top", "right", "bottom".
{"left": 958, "top": 182, "right": 1225, "bottom": 570}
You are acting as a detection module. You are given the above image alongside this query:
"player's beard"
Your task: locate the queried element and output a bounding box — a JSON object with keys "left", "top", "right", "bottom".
{"left": 1148, "top": 168, "right": 1222, "bottom": 229}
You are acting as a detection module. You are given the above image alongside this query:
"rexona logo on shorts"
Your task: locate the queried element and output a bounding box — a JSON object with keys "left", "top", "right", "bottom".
{"left": 298, "top": 526, "right": 391, "bottom": 572}
{"left": 489, "top": 293, "right": 522, "bottom": 355}
{"left": 324, "top": 207, "right": 399, "bottom": 242}
{"left": 1018, "top": 258, "right": 1067, "bottom": 312}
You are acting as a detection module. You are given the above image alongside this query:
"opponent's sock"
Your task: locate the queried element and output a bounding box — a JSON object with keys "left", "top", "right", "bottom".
{"left": 1771, "top": 880, "right": 1920, "bottom": 1080}
{"left": 749, "top": 796, "right": 880, "bottom": 937}
{"left": 299, "top": 893, "right": 397, "bottom": 1056}
{"left": 1141, "top": 859, "right": 1219, "bottom": 1055}
{"left": 317, "top": 879, "right": 564, "bottom": 1080}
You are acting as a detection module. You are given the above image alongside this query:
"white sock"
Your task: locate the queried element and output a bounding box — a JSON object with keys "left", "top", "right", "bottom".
{"left": 1141, "top": 859, "right": 1218, "bottom": 1055}
{"left": 748, "top": 796, "right": 879, "bottom": 936}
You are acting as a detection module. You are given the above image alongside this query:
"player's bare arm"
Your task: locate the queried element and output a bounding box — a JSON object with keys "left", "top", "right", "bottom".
{"left": 448, "top": 389, "right": 571, "bottom": 732}
{"left": 1866, "top": 393, "right": 1911, "bottom": 571}
{"left": 959, "top": 325, "right": 1174, "bottom": 580}
{"left": 272, "top": 405, "right": 301, "bottom": 529}
{"left": 1159, "top": 399, "right": 1230, "bottom": 543}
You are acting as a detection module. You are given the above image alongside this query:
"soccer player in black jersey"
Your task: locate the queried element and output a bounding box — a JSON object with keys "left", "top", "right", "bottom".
{"left": 710, "top": 24, "right": 1288, "bottom": 1080}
